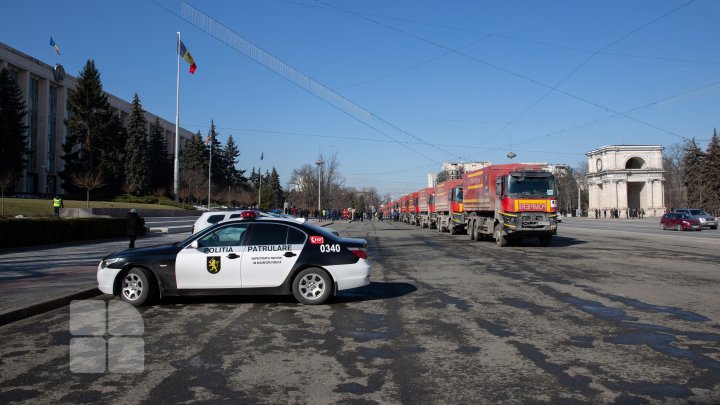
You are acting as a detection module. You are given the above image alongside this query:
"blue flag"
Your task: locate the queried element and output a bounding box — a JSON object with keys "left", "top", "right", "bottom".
{"left": 50, "top": 37, "right": 60, "bottom": 55}
{"left": 260, "top": 152, "right": 263, "bottom": 161}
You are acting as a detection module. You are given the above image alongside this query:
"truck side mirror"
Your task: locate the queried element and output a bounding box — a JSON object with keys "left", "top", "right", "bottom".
{"left": 495, "top": 178, "right": 502, "bottom": 196}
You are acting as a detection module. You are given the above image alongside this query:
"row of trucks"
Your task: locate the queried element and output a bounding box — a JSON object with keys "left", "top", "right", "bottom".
{"left": 385, "top": 163, "right": 559, "bottom": 247}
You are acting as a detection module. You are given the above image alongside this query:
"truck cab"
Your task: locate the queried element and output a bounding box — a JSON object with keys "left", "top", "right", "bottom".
{"left": 495, "top": 170, "right": 558, "bottom": 246}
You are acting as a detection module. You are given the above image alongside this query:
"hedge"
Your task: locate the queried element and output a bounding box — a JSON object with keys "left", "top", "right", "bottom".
{"left": 0, "top": 217, "right": 127, "bottom": 247}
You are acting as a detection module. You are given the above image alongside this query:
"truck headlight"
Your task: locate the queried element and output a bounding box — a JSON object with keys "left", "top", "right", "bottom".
{"left": 504, "top": 215, "right": 516, "bottom": 225}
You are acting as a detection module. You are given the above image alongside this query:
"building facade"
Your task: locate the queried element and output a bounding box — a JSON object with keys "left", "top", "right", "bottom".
{"left": 0, "top": 42, "right": 193, "bottom": 196}
{"left": 586, "top": 145, "right": 665, "bottom": 217}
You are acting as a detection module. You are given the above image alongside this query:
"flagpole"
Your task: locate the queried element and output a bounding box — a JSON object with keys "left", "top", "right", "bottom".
{"left": 258, "top": 163, "right": 262, "bottom": 208}
{"left": 208, "top": 136, "right": 212, "bottom": 210}
{"left": 173, "top": 32, "right": 181, "bottom": 202}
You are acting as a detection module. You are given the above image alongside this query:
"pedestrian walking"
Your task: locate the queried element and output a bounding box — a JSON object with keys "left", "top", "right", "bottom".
{"left": 53, "top": 195, "right": 64, "bottom": 217}
{"left": 126, "top": 209, "right": 145, "bottom": 249}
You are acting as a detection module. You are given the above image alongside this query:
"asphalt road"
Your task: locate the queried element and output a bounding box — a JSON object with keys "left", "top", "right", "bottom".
{"left": 1, "top": 218, "right": 719, "bottom": 404}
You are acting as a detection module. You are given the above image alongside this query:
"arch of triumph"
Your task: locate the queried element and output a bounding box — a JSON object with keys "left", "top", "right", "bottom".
{"left": 586, "top": 145, "right": 665, "bottom": 217}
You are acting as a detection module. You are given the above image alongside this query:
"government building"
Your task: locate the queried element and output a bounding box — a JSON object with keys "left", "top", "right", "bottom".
{"left": 0, "top": 41, "right": 193, "bottom": 196}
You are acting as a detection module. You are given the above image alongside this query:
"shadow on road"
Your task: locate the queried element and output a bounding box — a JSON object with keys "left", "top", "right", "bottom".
{"left": 148, "top": 282, "right": 417, "bottom": 307}
{"left": 334, "top": 281, "right": 417, "bottom": 303}
{"left": 505, "top": 235, "right": 587, "bottom": 248}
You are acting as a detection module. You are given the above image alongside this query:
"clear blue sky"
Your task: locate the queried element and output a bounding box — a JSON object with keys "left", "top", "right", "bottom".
{"left": 3, "top": 0, "right": 719, "bottom": 197}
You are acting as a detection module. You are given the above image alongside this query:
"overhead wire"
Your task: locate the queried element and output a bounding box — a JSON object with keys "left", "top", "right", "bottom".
{"left": 178, "top": 0, "right": 467, "bottom": 165}
{"left": 275, "top": 0, "right": 719, "bottom": 66}
{"left": 477, "top": 0, "right": 697, "bottom": 151}
{"left": 313, "top": 0, "right": 691, "bottom": 142}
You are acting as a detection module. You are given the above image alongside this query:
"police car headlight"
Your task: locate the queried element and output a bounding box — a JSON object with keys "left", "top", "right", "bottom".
{"left": 100, "top": 258, "right": 122, "bottom": 269}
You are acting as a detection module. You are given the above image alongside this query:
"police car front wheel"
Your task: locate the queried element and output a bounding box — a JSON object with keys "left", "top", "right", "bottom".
{"left": 292, "top": 268, "right": 332, "bottom": 305}
{"left": 120, "top": 267, "right": 155, "bottom": 306}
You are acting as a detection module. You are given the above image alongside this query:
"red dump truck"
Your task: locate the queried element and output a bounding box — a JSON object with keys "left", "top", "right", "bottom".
{"left": 416, "top": 187, "right": 435, "bottom": 228}
{"left": 434, "top": 179, "right": 464, "bottom": 234}
{"left": 462, "top": 163, "right": 558, "bottom": 246}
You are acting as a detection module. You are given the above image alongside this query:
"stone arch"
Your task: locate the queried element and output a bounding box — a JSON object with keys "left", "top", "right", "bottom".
{"left": 625, "top": 157, "right": 646, "bottom": 169}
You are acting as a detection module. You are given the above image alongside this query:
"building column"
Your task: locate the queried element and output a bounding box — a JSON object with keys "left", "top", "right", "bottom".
{"left": 37, "top": 78, "right": 49, "bottom": 195}
{"left": 53, "top": 85, "right": 68, "bottom": 194}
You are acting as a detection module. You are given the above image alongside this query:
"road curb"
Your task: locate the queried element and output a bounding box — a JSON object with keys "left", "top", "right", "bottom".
{"left": 0, "top": 288, "right": 103, "bottom": 327}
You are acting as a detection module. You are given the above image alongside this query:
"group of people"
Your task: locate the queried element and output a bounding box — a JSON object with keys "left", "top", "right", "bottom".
{"left": 593, "top": 208, "right": 645, "bottom": 219}
{"left": 284, "top": 206, "right": 380, "bottom": 222}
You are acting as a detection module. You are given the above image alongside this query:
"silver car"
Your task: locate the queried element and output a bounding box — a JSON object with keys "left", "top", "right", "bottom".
{"left": 673, "top": 209, "right": 718, "bottom": 229}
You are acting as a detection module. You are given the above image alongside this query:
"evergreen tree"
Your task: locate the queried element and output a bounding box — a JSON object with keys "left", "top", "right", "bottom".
{"left": 249, "top": 167, "right": 260, "bottom": 190}
{"left": 682, "top": 138, "right": 705, "bottom": 208}
{"left": 62, "top": 60, "right": 124, "bottom": 196}
{"left": 180, "top": 131, "right": 208, "bottom": 174}
{"left": 701, "top": 129, "right": 720, "bottom": 213}
{"left": 269, "top": 167, "right": 284, "bottom": 209}
{"left": 220, "top": 134, "right": 241, "bottom": 187}
{"left": 0, "top": 68, "right": 28, "bottom": 187}
{"left": 148, "top": 117, "right": 172, "bottom": 193}
{"left": 206, "top": 120, "right": 224, "bottom": 188}
{"left": 123, "top": 94, "right": 150, "bottom": 195}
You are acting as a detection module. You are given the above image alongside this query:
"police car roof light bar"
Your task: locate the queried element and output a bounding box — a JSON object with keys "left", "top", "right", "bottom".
{"left": 241, "top": 211, "right": 257, "bottom": 219}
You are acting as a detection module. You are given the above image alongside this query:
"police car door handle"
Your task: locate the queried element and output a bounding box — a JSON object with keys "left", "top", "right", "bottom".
{"left": 227, "top": 253, "right": 239, "bottom": 259}
{"left": 284, "top": 252, "right": 296, "bottom": 257}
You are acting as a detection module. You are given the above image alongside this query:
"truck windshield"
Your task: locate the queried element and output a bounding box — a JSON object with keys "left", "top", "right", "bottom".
{"left": 507, "top": 176, "right": 555, "bottom": 197}
{"left": 452, "top": 188, "right": 463, "bottom": 202}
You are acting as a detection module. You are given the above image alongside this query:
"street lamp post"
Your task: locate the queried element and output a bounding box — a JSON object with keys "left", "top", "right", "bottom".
{"left": 315, "top": 159, "right": 324, "bottom": 212}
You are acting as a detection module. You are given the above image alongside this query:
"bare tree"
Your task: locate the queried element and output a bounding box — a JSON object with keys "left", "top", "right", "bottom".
{"left": 70, "top": 170, "right": 107, "bottom": 207}
{"left": 664, "top": 143, "right": 686, "bottom": 210}
{"left": 288, "top": 164, "right": 318, "bottom": 209}
{"left": 320, "top": 152, "right": 344, "bottom": 209}
{"left": 182, "top": 169, "right": 207, "bottom": 206}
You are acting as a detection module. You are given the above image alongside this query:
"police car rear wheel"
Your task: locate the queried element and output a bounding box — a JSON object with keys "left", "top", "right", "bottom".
{"left": 120, "top": 267, "right": 154, "bottom": 306}
{"left": 292, "top": 268, "right": 332, "bottom": 305}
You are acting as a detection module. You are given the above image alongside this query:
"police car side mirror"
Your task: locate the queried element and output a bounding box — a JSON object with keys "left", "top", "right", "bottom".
{"left": 187, "top": 240, "right": 199, "bottom": 249}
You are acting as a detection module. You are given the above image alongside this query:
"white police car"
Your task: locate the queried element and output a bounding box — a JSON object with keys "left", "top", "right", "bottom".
{"left": 97, "top": 211, "right": 371, "bottom": 306}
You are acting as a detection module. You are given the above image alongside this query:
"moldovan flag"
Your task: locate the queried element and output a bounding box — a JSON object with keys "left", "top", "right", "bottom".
{"left": 49, "top": 37, "right": 60, "bottom": 55}
{"left": 178, "top": 40, "right": 197, "bottom": 74}
{"left": 260, "top": 152, "right": 264, "bottom": 161}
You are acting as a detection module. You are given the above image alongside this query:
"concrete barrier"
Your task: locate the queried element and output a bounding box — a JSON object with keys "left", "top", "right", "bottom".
{"left": 61, "top": 208, "right": 202, "bottom": 218}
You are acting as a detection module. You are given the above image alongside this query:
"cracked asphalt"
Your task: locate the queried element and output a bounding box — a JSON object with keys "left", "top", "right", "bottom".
{"left": 1, "top": 219, "right": 719, "bottom": 404}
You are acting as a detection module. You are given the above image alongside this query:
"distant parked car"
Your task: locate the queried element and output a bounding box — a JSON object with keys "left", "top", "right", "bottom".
{"left": 660, "top": 213, "right": 702, "bottom": 231}
{"left": 191, "top": 210, "right": 300, "bottom": 234}
{"left": 673, "top": 209, "right": 717, "bottom": 229}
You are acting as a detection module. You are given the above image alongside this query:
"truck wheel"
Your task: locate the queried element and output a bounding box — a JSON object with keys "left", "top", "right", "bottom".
{"left": 495, "top": 224, "right": 507, "bottom": 247}
{"left": 539, "top": 234, "right": 552, "bottom": 247}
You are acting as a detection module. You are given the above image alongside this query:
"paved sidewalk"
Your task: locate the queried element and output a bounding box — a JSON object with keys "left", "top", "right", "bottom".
{"left": 0, "top": 232, "right": 189, "bottom": 325}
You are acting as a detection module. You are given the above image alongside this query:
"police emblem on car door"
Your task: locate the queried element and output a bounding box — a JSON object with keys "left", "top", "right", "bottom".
{"left": 206, "top": 256, "right": 221, "bottom": 274}
{"left": 175, "top": 223, "right": 249, "bottom": 289}
{"left": 241, "top": 223, "right": 306, "bottom": 287}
